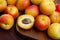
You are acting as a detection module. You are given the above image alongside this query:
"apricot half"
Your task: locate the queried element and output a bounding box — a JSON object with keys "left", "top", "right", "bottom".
{"left": 17, "top": 15, "right": 34, "bottom": 30}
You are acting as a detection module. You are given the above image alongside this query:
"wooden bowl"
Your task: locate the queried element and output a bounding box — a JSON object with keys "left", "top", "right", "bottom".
{"left": 16, "top": 0, "right": 60, "bottom": 40}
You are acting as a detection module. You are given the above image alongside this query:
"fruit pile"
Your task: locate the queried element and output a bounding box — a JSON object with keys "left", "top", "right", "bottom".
{"left": 0, "top": 0, "right": 60, "bottom": 39}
